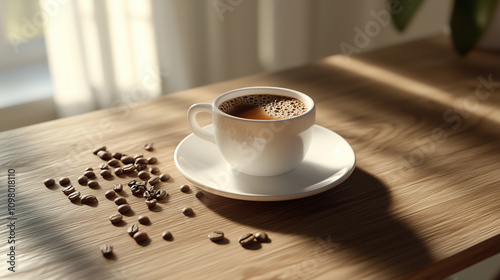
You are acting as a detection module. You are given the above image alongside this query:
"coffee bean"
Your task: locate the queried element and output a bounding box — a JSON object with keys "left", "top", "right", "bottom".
{"left": 112, "top": 152, "right": 122, "bottom": 159}
{"left": 77, "top": 175, "right": 88, "bottom": 185}
{"left": 121, "top": 155, "right": 134, "bottom": 164}
{"left": 81, "top": 194, "right": 98, "bottom": 205}
{"left": 150, "top": 167, "right": 160, "bottom": 174}
{"left": 255, "top": 232, "right": 268, "bottom": 242}
{"left": 135, "top": 164, "right": 147, "bottom": 172}
{"left": 145, "top": 199, "right": 157, "bottom": 208}
{"left": 97, "top": 150, "right": 111, "bottom": 160}
{"left": 93, "top": 145, "right": 106, "bottom": 155}
{"left": 100, "top": 244, "right": 113, "bottom": 257}
{"left": 62, "top": 185, "right": 75, "bottom": 195}
{"left": 123, "top": 164, "right": 136, "bottom": 173}
{"left": 109, "top": 213, "right": 123, "bottom": 224}
{"left": 100, "top": 169, "right": 112, "bottom": 177}
{"left": 180, "top": 184, "right": 190, "bottom": 193}
{"left": 155, "top": 190, "right": 168, "bottom": 200}
{"left": 114, "top": 167, "right": 124, "bottom": 176}
{"left": 68, "top": 191, "right": 81, "bottom": 201}
{"left": 195, "top": 191, "right": 204, "bottom": 199}
{"left": 147, "top": 157, "right": 157, "bottom": 164}
{"left": 133, "top": 232, "right": 148, "bottom": 242}
{"left": 138, "top": 171, "right": 150, "bottom": 180}
{"left": 135, "top": 158, "right": 148, "bottom": 165}
{"left": 44, "top": 178, "right": 55, "bottom": 187}
{"left": 105, "top": 190, "right": 116, "bottom": 199}
{"left": 138, "top": 215, "right": 150, "bottom": 224}
{"left": 127, "top": 224, "right": 139, "bottom": 237}
{"left": 162, "top": 231, "right": 172, "bottom": 240}
{"left": 117, "top": 204, "right": 131, "bottom": 214}
{"left": 238, "top": 233, "right": 255, "bottom": 246}
{"left": 99, "top": 163, "right": 109, "bottom": 169}
{"left": 131, "top": 185, "right": 145, "bottom": 196}
{"left": 128, "top": 180, "right": 137, "bottom": 187}
{"left": 134, "top": 153, "right": 143, "bottom": 159}
{"left": 83, "top": 171, "right": 96, "bottom": 178}
{"left": 108, "top": 159, "right": 120, "bottom": 167}
{"left": 114, "top": 197, "right": 127, "bottom": 205}
{"left": 59, "top": 177, "right": 70, "bottom": 186}
{"left": 85, "top": 167, "right": 93, "bottom": 172}
{"left": 113, "top": 183, "right": 123, "bottom": 192}
{"left": 148, "top": 177, "right": 159, "bottom": 185}
{"left": 182, "top": 207, "right": 193, "bottom": 216}
{"left": 87, "top": 180, "right": 99, "bottom": 188}
{"left": 144, "top": 143, "right": 154, "bottom": 151}
{"left": 208, "top": 231, "right": 224, "bottom": 242}
{"left": 159, "top": 173, "right": 169, "bottom": 181}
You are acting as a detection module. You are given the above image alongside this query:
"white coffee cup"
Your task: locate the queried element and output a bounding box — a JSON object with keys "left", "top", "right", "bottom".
{"left": 188, "top": 86, "right": 316, "bottom": 176}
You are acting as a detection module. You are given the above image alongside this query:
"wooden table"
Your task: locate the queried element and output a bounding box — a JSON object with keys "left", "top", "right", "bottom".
{"left": 1, "top": 36, "right": 500, "bottom": 280}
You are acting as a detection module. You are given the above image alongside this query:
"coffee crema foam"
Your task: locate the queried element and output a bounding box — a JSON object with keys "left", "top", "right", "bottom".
{"left": 219, "top": 94, "right": 308, "bottom": 120}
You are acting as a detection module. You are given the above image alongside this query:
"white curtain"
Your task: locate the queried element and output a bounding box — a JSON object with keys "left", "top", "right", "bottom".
{"left": 41, "top": 0, "right": 449, "bottom": 117}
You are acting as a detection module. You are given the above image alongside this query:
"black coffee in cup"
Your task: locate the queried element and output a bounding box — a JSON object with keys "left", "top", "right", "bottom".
{"left": 218, "top": 94, "right": 307, "bottom": 120}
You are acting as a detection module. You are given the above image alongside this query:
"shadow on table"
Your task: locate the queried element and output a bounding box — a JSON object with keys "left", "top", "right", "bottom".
{"left": 202, "top": 167, "right": 435, "bottom": 278}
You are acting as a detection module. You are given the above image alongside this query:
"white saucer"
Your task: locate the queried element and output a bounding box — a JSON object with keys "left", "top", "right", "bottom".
{"left": 174, "top": 125, "right": 356, "bottom": 201}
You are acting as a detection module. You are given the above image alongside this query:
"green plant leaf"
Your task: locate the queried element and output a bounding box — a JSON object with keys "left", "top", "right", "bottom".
{"left": 451, "top": 0, "right": 500, "bottom": 55}
{"left": 390, "top": 0, "right": 425, "bottom": 31}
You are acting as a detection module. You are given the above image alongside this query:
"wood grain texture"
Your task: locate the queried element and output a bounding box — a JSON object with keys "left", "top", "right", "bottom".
{"left": 1, "top": 36, "right": 500, "bottom": 279}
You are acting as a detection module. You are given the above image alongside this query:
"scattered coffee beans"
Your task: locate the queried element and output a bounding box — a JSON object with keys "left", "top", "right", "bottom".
{"left": 109, "top": 213, "right": 123, "bottom": 224}
{"left": 123, "top": 164, "right": 136, "bottom": 173}
{"left": 162, "top": 231, "right": 173, "bottom": 240}
{"left": 113, "top": 183, "right": 123, "bottom": 192}
{"left": 114, "top": 167, "right": 123, "bottom": 176}
{"left": 77, "top": 175, "right": 88, "bottom": 185}
{"left": 97, "top": 150, "right": 112, "bottom": 160}
{"left": 100, "top": 169, "right": 112, "bottom": 177}
{"left": 134, "top": 153, "right": 143, "bottom": 159}
{"left": 68, "top": 191, "right": 81, "bottom": 201}
{"left": 44, "top": 178, "right": 55, "bottom": 187}
{"left": 138, "top": 171, "right": 150, "bottom": 180}
{"left": 182, "top": 207, "right": 193, "bottom": 216}
{"left": 148, "top": 177, "right": 159, "bottom": 185}
{"left": 108, "top": 159, "right": 120, "bottom": 166}
{"left": 117, "top": 204, "right": 131, "bottom": 214}
{"left": 87, "top": 180, "right": 99, "bottom": 188}
{"left": 114, "top": 197, "right": 127, "bottom": 205}
{"left": 208, "top": 231, "right": 224, "bottom": 242}
{"left": 121, "top": 155, "right": 134, "bottom": 164}
{"left": 100, "top": 244, "right": 113, "bottom": 257}
{"left": 255, "top": 232, "right": 268, "bottom": 242}
{"left": 62, "top": 185, "right": 76, "bottom": 195}
{"left": 195, "top": 191, "right": 204, "bottom": 199}
{"left": 99, "top": 163, "right": 109, "bottom": 169}
{"left": 112, "top": 152, "right": 122, "bottom": 159}
{"left": 93, "top": 145, "right": 106, "bottom": 155}
{"left": 83, "top": 171, "right": 96, "bottom": 178}
{"left": 59, "top": 177, "right": 70, "bottom": 186}
{"left": 81, "top": 194, "right": 98, "bottom": 205}
{"left": 133, "top": 232, "right": 148, "bottom": 242}
{"left": 145, "top": 199, "right": 157, "bottom": 208}
{"left": 105, "top": 190, "right": 116, "bottom": 199}
{"left": 238, "top": 233, "right": 255, "bottom": 247}
{"left": 147, "top": 157, "right": 157, "bottom": 164}
{"left": 138, "top": 215, "right": 150, "bottom": 224}
{"left": 149, "top": 167, "right": 160, "bottom": 175}
{"left": 128, "top": 224, "right": 139, "bottom": 237}
{"left": 159, "top": 173, "right": 169, "bottom": 181}
{"left": 180, "top": 184, "right": 190, "bottom": 193}
{"left": 144, "top": 143, "right": 154, "bottom": 151}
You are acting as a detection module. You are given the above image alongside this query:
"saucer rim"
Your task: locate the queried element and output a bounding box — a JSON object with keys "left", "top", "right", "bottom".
{"left": 174, "top": 124, "right": 356, "bottom": 201}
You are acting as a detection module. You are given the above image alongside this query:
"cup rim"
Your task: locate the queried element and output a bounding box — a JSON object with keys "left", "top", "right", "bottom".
{"left": 212, "top": 86, "right": 315, "bottom": 122}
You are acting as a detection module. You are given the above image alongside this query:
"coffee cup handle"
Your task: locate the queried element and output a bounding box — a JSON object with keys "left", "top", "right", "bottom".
{"left": 188, "top": 103, "right": 216, "bottom": 144}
